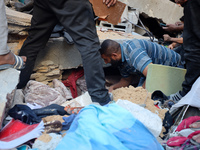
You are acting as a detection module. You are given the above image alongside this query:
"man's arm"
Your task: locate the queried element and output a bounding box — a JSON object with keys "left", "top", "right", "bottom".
{"left": 168, "top": 42, "right": 178, "bottom": 50}
{"left": 108, "top": 76, "right": 133, "bottom": 92}
{"left": 141, "top": 63, "right": 153, "bottom": 88}
{"left": 162, "top": 23, "right": 184, "bottom": 33}
{"left": 163, "top": 34, "right": 183, "bottom": 44}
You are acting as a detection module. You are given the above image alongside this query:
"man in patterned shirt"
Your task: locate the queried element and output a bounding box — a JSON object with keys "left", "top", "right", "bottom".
{"left": 100, "top": 39, "right": 182, "bottom": 92}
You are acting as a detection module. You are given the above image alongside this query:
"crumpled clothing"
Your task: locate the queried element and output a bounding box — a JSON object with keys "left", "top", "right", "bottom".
{"left": 62, "top": 69, "right": 84, "bottom": 98}
{"left": 8, "top": 104, "right": 41, "bottom": 124}
{"left": 24, "top": 80, "right": 72, "bottom": 107}
{"left": 176, "top": 116, "right": 200, "bottom": 132}
{"left": 62, "top": 114, "right": 77, "bottom": 130}
{"left": 166, "top": 116, "right": 200, "bottom": 148}
{"left": 33, "top": 104, "right": 68, "bottom": 119}
{"left": 56, "top": 103, "right": 163, "bottom": 150}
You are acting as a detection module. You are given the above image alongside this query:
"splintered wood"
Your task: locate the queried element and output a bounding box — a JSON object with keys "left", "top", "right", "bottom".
{"left": 112, "top": 86, "right": 167, "bottom": 120}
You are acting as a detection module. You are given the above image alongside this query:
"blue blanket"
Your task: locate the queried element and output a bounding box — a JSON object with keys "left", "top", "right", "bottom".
{"left": 56, "top": 103, "right": 163, "bottom": 150}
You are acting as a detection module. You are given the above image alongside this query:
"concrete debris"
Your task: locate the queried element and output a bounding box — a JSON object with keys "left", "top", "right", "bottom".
{"left": 31, "top": 61, "right": 62, "bottom": 86}
{"left": 122, "top": 0, "right": 183, "bottom": 24}
{"left": 0, "top": 68, "right": 20, "bottom": 128}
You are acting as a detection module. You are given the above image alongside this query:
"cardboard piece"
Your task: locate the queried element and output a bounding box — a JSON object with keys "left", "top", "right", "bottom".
{"left": 89, "top": 0, "right": 126, "bottom": 25}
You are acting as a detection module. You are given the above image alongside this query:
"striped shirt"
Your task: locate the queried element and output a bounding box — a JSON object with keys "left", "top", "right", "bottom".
{"left": 119, "top": 39, "right": 181, "bottom": 78}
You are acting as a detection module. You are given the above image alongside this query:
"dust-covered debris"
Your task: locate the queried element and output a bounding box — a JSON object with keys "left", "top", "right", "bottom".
{"left": 112, "top": 86, "right": 167, "bottom": 120}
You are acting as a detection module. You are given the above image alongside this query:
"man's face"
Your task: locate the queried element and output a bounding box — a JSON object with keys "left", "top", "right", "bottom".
{"left": 175, "top": 0, "right": 187, "bottom": 5}
{"left": 101, "top": 54, "right": 121, "bottom": 68}
{"left": 110, "top": 58, "right": 121, "bottom": 68}
{"left": 101, "top": 54, "right": 111, "bottom": 64}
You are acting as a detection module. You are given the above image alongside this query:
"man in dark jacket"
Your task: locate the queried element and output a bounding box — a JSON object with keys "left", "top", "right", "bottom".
{"left": 169, "top": 0, "right": 200, "bottom": 102}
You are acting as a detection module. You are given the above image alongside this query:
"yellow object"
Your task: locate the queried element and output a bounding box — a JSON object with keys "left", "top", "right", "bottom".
{"left": 146, "top": 64, "right": 186, "bottom": 96}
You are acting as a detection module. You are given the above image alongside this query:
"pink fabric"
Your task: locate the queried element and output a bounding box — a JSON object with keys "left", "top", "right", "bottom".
{"left": 188, "top": 130, "right": 200, "bottom": 139}
{"left": 167, "top": 116, "right": 200, "bottom": 147}
{"left": 176, "top": 116, "right": 200, "bottom": 132}
{"left": 167, "top": 136, "right": 188, "bottom": 147}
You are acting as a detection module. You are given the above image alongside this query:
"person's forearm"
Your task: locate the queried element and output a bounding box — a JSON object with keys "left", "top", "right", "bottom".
{"left": 112, "top": 80, "right": 130, "bottom": 89}
{"left": 109, "top": 77, "right": 132, "bottom": 92}
{"left": 169, "top": 37, "right": 183, "bottom": 44}
{"left": 175, "top": 25, "right": 184, "bottom": 32}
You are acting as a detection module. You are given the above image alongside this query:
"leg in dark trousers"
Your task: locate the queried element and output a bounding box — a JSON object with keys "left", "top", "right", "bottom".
{"left": 17, "top": 0, "right": 110, "bottom": 105}
{"left": 17, "top": 0, "right": 58, "bottom": 89}
{"left": 181, "top": 50, "right": 200, "bottom": 96}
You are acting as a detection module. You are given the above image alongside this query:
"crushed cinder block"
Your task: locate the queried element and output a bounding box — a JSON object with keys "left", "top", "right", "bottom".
{"left": 31, "top": 60, "right": 63, "bottom": 86}
{"left": 0, "top": 68, "right": 20, "bottom": 129}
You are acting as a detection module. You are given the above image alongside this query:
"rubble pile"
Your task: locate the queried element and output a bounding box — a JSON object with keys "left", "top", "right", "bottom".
{"left": 30, "top": 60, "right": 63, "bottom": 86}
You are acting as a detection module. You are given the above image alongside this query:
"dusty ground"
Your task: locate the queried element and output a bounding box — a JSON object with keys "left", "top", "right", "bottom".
{"left": 112, "top": 86, "right": 167, "bottom": 120}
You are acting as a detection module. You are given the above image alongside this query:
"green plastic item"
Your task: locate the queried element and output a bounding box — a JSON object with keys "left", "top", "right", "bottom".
{"left": 146, "top": 64, "right": 186, "bottom": 96}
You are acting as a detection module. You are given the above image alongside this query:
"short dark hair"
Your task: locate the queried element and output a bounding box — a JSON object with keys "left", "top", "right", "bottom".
{"left": 100, "top": 39, "right": 120, "bottom": 56}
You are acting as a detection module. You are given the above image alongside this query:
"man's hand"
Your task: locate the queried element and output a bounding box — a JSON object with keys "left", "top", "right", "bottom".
{"left": 162, "top": 24, "right": 177, "bottom": 32}
{"left": 108, "top": 85, "right": 114, "bottom": 92}
{"left": 103, "top": 0, "right": 117, "bottom": 7}
{"left": 175, "top": 21, "right": 183, "bottom": 26}
{"left": 168, "top": 44, "right": 174, "bottom": 50}
{"left": 168, "top": 43, "right": 177, "bottom": 50}
{"left": 163, "top": 34, "right": 172, "bottom": 42}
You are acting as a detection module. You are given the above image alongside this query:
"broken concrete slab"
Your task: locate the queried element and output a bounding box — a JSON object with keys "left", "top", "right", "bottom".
{"left": 34, "top": 38, "right": 82, "bottom": 70}
{"left": 122, "top": 0, "right": 183, "bottom": 24}
{"left": 34, "top": 31, "right": 149, "bottom": 71}
{"left": 6, "top": 7, "right": 31, "bottom": 36}
{"left": 0, "top": 68, "right": 20, "bottom": 129}
{"left": 6, "top": 6, "right": 31, "bottom": 26}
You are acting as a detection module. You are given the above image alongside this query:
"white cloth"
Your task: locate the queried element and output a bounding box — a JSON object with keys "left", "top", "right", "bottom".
{"left": 170, "top": 76, "right": 200, "bottom": 113}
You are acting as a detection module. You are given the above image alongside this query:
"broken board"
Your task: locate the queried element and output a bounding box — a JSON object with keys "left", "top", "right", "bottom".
{"left": 146, "top": 64, "right": 186, "bottom": 96}
{"left": 89, "top": 0, "right": 126, "bottom": 25}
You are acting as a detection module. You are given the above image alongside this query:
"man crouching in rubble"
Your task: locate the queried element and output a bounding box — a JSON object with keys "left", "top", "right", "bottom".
{"left": 16, "top": 0, "right": 116, "bottom": 106}
{"left": 100, "top": 39, "right": 183, "bottom": 92}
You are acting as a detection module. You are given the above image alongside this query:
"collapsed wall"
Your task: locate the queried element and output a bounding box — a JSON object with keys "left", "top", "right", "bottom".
{"left": 120, "top": 0, "right": 183, "bottom": 24}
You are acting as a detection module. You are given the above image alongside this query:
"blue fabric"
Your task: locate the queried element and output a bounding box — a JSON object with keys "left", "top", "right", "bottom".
{"left": 55, "top": 104, "right": 164, "bottom": 150}
{"left": 62, "top": 114, "right": 77, "bottom": 130}
{"left": 119, "top": 39, "right": 181, "bottom": 78}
